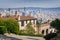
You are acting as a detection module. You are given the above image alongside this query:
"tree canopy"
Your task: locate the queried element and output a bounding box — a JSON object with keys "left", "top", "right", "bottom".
{"left": 0, "top": 19, "right": 19, "bottom": 34}
{"left": 44, "top": 19, "right": 60, "bottom": 40}
{"left": 50, "top": 19, "right": 60, "bottom": 32}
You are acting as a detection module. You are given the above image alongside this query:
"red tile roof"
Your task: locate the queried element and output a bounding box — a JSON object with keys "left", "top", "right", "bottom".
{"left": 0, "top": 16, "right": 37, "bottom": 21}
{"left": 20, "top": 16, "right": 36, "bottom": 21}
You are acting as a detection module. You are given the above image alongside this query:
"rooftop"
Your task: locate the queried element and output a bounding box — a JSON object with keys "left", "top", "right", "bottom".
{"left": 0, "top": 15, "right": 37, "bottom": 21}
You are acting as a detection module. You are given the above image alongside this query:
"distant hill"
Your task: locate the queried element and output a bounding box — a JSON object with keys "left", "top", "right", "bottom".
{"left": 0, "top": 7, "right": 60, "bottom": 10}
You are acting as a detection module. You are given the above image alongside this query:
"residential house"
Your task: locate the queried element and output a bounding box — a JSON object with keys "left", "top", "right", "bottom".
{"left": 0, "top": 11, "right": 56, "bottom": 35}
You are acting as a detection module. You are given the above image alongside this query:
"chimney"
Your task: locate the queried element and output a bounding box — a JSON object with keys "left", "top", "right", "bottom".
{"left": 15, "top": 11, "right": 18, "bottom": 17}
{"left": 15, "top": 11, "right": 20, "bottom": 20}
{"left": 17, "top": 15, "right": 20, "bottom": 21}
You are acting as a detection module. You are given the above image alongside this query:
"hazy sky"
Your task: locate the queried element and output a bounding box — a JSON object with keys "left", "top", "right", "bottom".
{"left": 0, "top": 0, "right": 60, "bottom": 8}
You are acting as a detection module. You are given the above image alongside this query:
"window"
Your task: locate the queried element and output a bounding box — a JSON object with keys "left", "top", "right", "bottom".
{"left": 33, "top": 20, "right": 35, "bottom": 24}
{"left": 42, "top": 30, "right": 44, "bottom": 34}
{"left": 26, "top": 20, "right": 27, "bottom": 24}
{"left": 46, "top": 29, "right": 48, "bottom": 34}
{"left": 30, "top": 20, "right": 31, "bottom": 23}
{"left": 21, "top": 21, "right": 24, "bottom": 26}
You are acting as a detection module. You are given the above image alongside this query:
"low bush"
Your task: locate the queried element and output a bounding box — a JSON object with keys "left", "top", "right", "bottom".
{"left": 26, "top": 22, "right": 35, "bottom": 34}
{"left": 19, "top": 31, "right": 44, "bottom": 37}
{"left": 0, "top": 26, "right": 7, "bottom": 34}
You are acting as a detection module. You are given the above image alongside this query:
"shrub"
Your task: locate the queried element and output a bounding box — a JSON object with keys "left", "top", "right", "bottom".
{"left": 19, "top": 22, "right": 35, "bottom": 35}
{"left": 26, "top": 22, "right": 35, "bottom": 34}
{"left": 0, "top": 19, "right": 19, "bottom": 34}
{"left": 0, "top": 26, "right": 7, "bottom": 34}
{"left": 5, "top": 20, "right": 19, "bottom": 34}
{"left": 19, "top": 30, "right": 27, "bottom": 35}
{"left": 0, "top": 20, "right": 6, "bottom": 26}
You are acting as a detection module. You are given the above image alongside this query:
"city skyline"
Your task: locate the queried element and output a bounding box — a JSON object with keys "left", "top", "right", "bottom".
{"left": 0, "top": 0, "right": 60, "bottom": 8}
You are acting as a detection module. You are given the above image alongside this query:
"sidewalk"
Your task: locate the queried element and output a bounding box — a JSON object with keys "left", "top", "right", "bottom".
{"left": 4, "top": 33, "right": 45, "bottom": 40}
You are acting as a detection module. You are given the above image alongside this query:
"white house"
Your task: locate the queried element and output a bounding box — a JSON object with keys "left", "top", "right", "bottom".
{"left": 16, "top": 13, "right": 56, "bottom": 35}
{"left": 0, "top": 11, "right": 37, "bottom": 30}
{"left": 18, "top": 15, "right": 37, "bottom": 30}
{"left": 14, "top": 11, "right": 37, "bottom": 30}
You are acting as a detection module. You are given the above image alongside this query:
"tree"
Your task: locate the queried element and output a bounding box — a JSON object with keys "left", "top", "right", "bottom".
{"left": 26, "top": 22, "right": 35, "bottom": 34}
{"left": 50, "top": 19, "right": 60, "bottom": 32}
{"left": 5, "top": 20, "right": 19, "bottom": 34}
{"left": 0, "top": 19, "right": 19, "bottom": 34}
{"left": 44, "top": 19, "right": 60, "bottom": 40}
